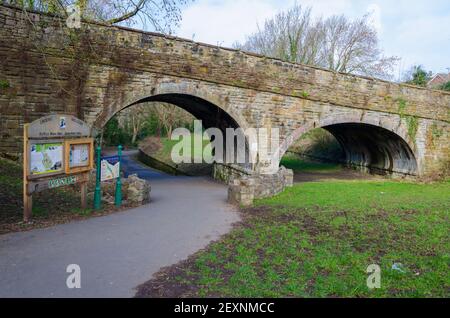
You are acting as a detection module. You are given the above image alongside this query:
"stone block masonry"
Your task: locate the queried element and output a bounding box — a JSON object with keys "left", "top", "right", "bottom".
{"left": 228, "top": 167, "right": 294, "bottom": 206}
{"left": 0, "top": 4, "right": 449, "bottom": 181}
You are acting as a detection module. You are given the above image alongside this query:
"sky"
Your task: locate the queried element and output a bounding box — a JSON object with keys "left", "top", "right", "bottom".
{"left": 172, "top": 0, "right": 450, "bottom": 78}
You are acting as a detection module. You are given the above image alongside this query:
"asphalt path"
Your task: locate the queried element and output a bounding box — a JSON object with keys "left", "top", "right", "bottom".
{"left": 0, "top": 152, "right": 239, "bottom": 297}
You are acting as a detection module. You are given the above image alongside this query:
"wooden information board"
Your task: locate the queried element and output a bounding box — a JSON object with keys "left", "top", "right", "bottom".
{"left": 23, "top": 115, "right": 94, "bottom": 222}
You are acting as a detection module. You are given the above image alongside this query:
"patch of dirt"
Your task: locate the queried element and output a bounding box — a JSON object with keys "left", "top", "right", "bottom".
{"left": 294, "top": 168, "right": 382, "bottom": 183}
{"left": 135, "top": 237, "right": 239, "bottom": 298}
{"left": 301, "top": 214, "right": 326, "bottom": 236}
{"left": 135, "top": 257, "right": 202, "bottom": 298}
{"left": 241, "top": 205, "right": 275, "bottom": 216}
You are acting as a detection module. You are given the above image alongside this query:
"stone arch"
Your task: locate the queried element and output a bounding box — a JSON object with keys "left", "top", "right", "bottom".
{"left": 92, "top": 79, "right": 253, "bottom": 168}
{"left": 93, "top": 80, "right": 250, "bottom": 131}
{"left": 278, "top": 113, "right": 419, "bottom": 176}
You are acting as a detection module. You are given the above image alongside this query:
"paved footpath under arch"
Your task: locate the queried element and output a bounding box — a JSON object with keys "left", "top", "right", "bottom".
{"left": 0, "top": 152, "right": 240, "bottom": 298}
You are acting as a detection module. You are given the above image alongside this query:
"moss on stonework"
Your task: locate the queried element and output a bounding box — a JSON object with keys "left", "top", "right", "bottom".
{"left": 301, "top": 91, "right": 310, "bottom": 98}
{"left": 395, "top": 97, "right": 418, "bottom": 141}
{"left": 272, "top": 87, "right": 282, "bottom": 93}
{"left": 397, "top": 97, "right": 407, "bottom": 115}
{"left": 0, "top": 79, "right": 10, "bottom": 89}
{"left": 292, "top": 90, "right": 310, "bottom": 98}
{"left": 431, "top": 123, "right": 444, "bottom": 140}
{"left": 384, "top": 95, "right": 393, "bottom": 102}
{"left": 406, "top": 116, "right": 419, "bottom": 141}
{"left": 232, "top": 79, "right": 246, "bottom": 87}
{"left": 38, "top": 19, "right": 49, "bottom": 29}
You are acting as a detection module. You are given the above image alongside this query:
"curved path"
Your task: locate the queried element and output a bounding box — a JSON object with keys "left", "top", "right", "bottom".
{"left": 0, "top": 153, "right": 240, "bottom": 297}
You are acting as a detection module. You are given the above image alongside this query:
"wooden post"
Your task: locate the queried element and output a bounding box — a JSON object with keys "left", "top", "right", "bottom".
{"left": 23, "top": 124, "right": 32, "bottom": 222}
{"left": 80, "top": 176, "right": 88, "bottom": 210}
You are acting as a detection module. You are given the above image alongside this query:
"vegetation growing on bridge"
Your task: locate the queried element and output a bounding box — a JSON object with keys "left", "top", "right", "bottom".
{"left": 0, "top": 78, "right": 10, "bottom": 89}
{"left": 405, "top": 116, "right": 419, "bottom": 143}
{"left": 431, "top": 123, "right": 444, "bottom": 141}
{"left": 396, "top": 98, "right": 419, "bottom": 142}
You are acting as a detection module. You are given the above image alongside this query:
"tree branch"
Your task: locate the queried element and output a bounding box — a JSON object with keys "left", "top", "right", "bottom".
{"left": 105, "top": 0, "right": 146, "bottom": 25}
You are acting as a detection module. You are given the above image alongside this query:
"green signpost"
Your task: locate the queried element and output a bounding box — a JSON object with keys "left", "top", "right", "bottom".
{"left": 94, "top": 146, "right": 102, "bottom": 210}
{"left": 115, "top": 145, "right": 123, "bottom": 207}
{"left": 94, "top": 145, "right": 123, "bottom": 210}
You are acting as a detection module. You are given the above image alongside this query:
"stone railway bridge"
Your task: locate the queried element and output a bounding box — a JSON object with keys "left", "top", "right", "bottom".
{"left": 1, "top": 5, "right": 449, "bottom": 197}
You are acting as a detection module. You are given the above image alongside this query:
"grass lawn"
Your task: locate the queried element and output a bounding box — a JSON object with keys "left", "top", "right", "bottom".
{"left": 139, "top": 135, "right": 213, "bottom": 176}
{"left": 280, "top": 153, "right": 342, "bottom": 173}
{"left": 137, "top": 160, "right": 450, "bottom": 298}
{"left": 153, "top": 135, "right": 213, "bottom": 164}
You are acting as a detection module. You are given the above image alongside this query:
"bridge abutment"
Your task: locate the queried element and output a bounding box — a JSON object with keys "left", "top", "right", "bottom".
{"left": 213, "top": 163, "right": 294, "bottom": 206}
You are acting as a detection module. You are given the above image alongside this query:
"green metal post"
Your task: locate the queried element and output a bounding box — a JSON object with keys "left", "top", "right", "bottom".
{"left": 94, "top": 146, "right": 102, "bottom": 210}
{"left": 115, "top": 145, "right": 123, "bottom": 207}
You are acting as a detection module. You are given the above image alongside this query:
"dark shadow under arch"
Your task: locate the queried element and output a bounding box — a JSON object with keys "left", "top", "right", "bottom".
{"left": 134, "top": 94, "right": 241, "bottom": 131}
{"left": 321, "top": 123, "right": 418, "bottom": 176}
{"left": 112, "top": 93, "right": 252, "bottom": 168}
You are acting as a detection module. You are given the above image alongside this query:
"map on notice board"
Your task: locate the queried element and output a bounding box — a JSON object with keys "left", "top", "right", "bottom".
{"left": 69, "top": 144, "right": 90, "bottom": 168}
{"left": 30, "top": 143, "right": 63, "bottom": 175}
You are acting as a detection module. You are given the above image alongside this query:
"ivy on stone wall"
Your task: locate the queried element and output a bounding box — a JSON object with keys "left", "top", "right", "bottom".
{"left": 405, "top": 116, "right": 419, "bottom": 142}
{"left": 429, "top": 123, "right": 444, "bottom": 148}
{"left": 431, "top": 123, "right": 443, "bottom": 139}
{"left": 396, "top": 97, "right": 419, "bottom": 142}
{"left": 21, "top": 10, "right": 118, "bottom": 121}
{"left": 397, "top": 97, "right": 407, "bottom": 115}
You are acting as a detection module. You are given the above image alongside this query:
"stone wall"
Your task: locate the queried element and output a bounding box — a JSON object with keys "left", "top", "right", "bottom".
{"left": 0, "top": 5, "right": 449, "bottom": 178}
{"left": 213, "top": 163, "right": 294, "bottom": 205}
{"left": 212, "top": 163, "right": 252, "bottom": 184}
{"left": 101, "top": 174, "right": 151, "bottom": 205}
{"left": 228, "top": 167, "right": 294, "bottom": 206}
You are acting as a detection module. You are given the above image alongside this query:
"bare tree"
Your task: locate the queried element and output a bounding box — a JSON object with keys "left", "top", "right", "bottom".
{"left": 118, "top": 104, "right": 152, "bottom": 144}
{"left": 153, "top": 103, "right": 194, "bottom": 137}
{"left": 118, "top": 102, "right": 195, "bottom": 143}
{"left": 235, "top": 4, "right": 398, "bottom": 79}
{"left": 3, "top": 0, "right": 190, "bottom": 33}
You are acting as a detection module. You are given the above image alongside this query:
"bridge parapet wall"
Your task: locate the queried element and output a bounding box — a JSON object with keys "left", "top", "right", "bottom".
{"left": 1, "top": 4, "right": 449, "bottom": 122}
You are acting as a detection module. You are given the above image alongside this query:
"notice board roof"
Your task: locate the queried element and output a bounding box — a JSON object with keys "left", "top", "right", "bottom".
{"left": 28, "top": 115, "right": 92, "bottom": 139}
